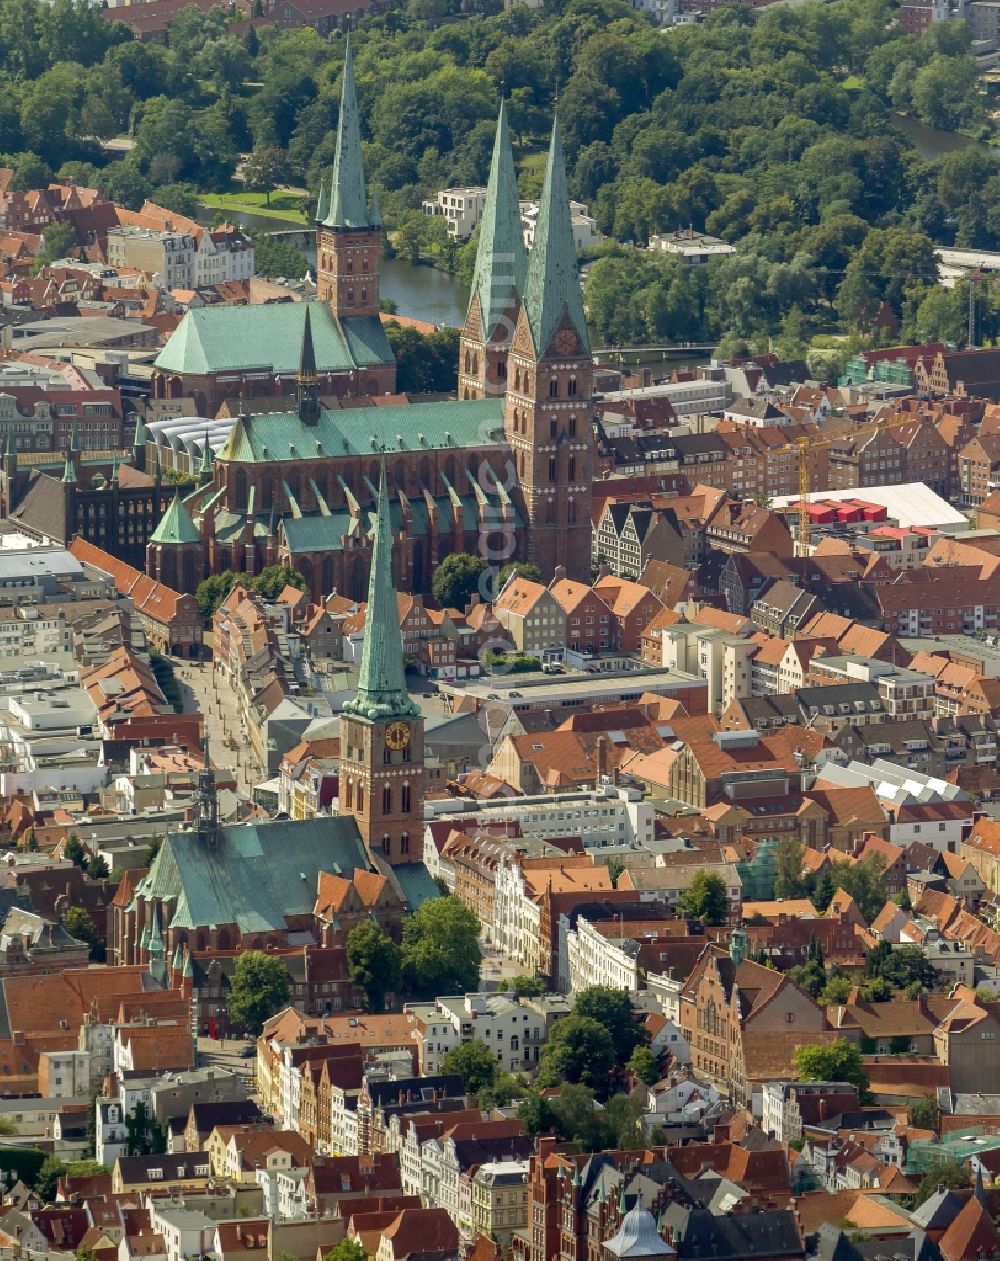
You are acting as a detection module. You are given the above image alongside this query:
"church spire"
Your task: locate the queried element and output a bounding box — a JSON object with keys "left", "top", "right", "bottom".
{"left": 343, "top": 460, "right": 419, "bottom": 723}
{"left": 521, "top": 114, "right": 589, "bottom": 357}
{"left": 297, "top": 305, "right": 321, "bottom": 425}
{"left": 195, "top": 733, "right": 219, "bottom": 845}
{"left": 469, "top": 97, "right": 527, "bottom": 340}
{"left": 318, "top": 37, "right": 371, "bottom": 230}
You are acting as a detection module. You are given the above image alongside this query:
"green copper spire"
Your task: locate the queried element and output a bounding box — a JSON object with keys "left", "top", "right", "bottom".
{"left": 319, "top": 38, "right": 371, "bottom": 230}
{"left": 198, "top": 431, "right": 214, "bottom": 485}
{"left": 132, "top": 413, "right": 147, "bottom": 453}
{"left": 521, "top": 115, "right": 590, "bottom": 357}
{"left": 469, "top": 98, "right": 527, "bottom": 340}
{"left": 69, "top": 422, "right": 81, "bottom": 453}
{"left": 172, "top": 942, "right": 184, "bottom": 974}
{"left": 343, "top": 460, "right": 419, "bottom": 723}
{"left": 298, "top": 306, "right": 321, "bottom": 426}
{"left": 150, "top": 486, "right": 201, "bottom": 545}
{"left": 62, "top": 453, "right": 77, "bottom": 485}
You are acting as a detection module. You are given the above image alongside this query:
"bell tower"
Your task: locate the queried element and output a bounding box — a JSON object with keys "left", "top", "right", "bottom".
{"left": 338, "top": 461, "right": 424, "bottom": 866}
{"left": 458, "top": 99, "right": 527, "bottom": 401}
{"left": 504, "top": 117, "right": 593, "bottom": 581}
{"left": 315, "top": 37, "right": 381, "bottom": 320}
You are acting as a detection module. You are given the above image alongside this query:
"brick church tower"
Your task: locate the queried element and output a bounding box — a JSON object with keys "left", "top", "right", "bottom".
{"left": 337, "top": 462, "right": 424, "bottom": 867}
{"left": 503, "top": 117, "right": 594, "bottom": 582}
{"left": 458, "top": 99, "right": 527, "bottom": 402}
{"left": 315, "top": 37, "right": 381, "bottom": 320}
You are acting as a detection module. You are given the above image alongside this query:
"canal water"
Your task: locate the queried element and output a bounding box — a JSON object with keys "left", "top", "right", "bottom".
{"left": 890, "top": 112, "right": 983, "bottom": 159}
{"left": 197, "top": 205, "right": 469, "bottom": 325}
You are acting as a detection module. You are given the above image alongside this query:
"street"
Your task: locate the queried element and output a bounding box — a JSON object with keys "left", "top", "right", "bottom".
{"left": 172, "top": 656, "right": 261, "bottom": 795}
{"left": 196, "top": 1035, "right": 260, "bottom": 1098}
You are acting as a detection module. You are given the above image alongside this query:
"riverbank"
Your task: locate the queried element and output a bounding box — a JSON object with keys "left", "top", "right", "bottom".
{"left": 199, "top": 191, "right": 308, "bottom": 223}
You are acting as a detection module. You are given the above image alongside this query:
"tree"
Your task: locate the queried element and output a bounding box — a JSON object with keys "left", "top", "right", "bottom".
{"left": 679, "top": 869, "right": 729, "bottom": 926}
{"left": 573, "top": 986, "right": 647, "bottom": 1065}
{"left": 441, "top": 1039, "right": 497, "bottom": 1096}
{"left": 774, "top": 837, "right": 807, "bottom": 900}
{"left": 401, "top": 896, "right": 482, "bottom": 999}
{"left": 196, "top": 572, "right": 238, "bottom": 621}
{"left": 150, "top": 182, "right": 200, "bottom": 216}
{"left": 64, "top": 907, "right": 100, "bottom": 958}
{"left": 509, "top": 975, "right": 546, "bottom": 997}
{"left": 628, "top": 1045, "right": 660, "bottom": 1086}
{"left": 243, "top": 146, "right": 289, "bottom": 204}
{"left": 384, "top": 323, "right": 460, "bottom": 394}
{"left": 227, "top": 950, "right": 291, "bottom": 1034}
{"left": 818, "top": 974, "right": 853, "bottom": 1006}
{"left": 517, "top": 1090, "right": 555, "bottom": 1135}
{"left": 346, "top": 921, "right": 401, "bottom": 1012}
{"left": 865, "top": 942, "right": 940, "bottom": 991}
{"left": 915, "top": 1156, "right": 970, "bottom": 1206}
{"left": 547, "top": 1081, "right": 613, "bottom": 1147}
{"left": 909, "top": 1092, "right": 940, "bottom": 1132}
{"left": 33, "top": 219, "right": 76, "bottom": 273}
{"left": 64, "top": 836, "right": 88, "bottom": 868}
{"left": 432, "top": 553, "right": 488, "bottom": 610}
{"left": 34, "top": 1155, "right": 68, "bottom": 1203}
{"left": 827, "top": 853, "right": 887, "bottom": 923}
{"left": 251, "top": 232, "right": 309, "bottom": 280}
{"left": 795, "top": 1037, "right": 870, "bottom": 1101}
{"left": 324, "top": 1242, "right": 366, "bottom": 1261}
{"left": 144, "top": 837, "right": 163, "bottom": 868}
{"left": 251, "top": 563, "right": 307, "bottom": 601}
{"left": 537, "top": 1015, "right": 616, "bottom": 1097}
{"left": 87, "top": 855, "right": 109, "bottom": 880}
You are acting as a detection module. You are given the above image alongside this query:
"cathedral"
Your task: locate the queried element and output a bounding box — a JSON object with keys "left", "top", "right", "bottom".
{"left": 143, "top": 40, "right": 595, "bottom": 597}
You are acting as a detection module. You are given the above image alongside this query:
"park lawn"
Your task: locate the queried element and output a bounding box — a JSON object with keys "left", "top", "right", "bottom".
{"left": 200, "top": 190, "right": 308, "bottom": 222}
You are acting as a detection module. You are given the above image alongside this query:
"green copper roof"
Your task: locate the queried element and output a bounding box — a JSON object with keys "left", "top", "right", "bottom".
{"left": 522, "top": 116, "right": 590, "bottom": 357}
{"left": 150, "top": 488, "right": 201, "bottom": 545}
{"left": 469, "top": 99, "right": 527, "bottom": 340}
{"left": 132, "top": 817, "right": 371, "bottom": 932}
{"left": 218, "top": 395, "right": 503, "bottom": 463}
{"left": 279, "top": 487, "right": 524, "bottom": 554}
{"left": 62, "top": 455, "right": 77, "bottom": 485}
{"left": 155, "top": 303, "right": 392, "bottom": 376}
{"left": 132, "top": 414, "right": 147, "bottom": 451}
{"left": 318, "top": 38, "right": 372, "bottom": 230}
{"left": 343, "top": 461, "right": 419, "bottom": 723}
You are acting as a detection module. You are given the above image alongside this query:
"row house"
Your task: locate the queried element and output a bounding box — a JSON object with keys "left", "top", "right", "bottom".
{"left": 703, "top": 500, "right": 795, "bottom": 558}
{"left": 0, "top": 173, "right": 54, "bottom": 232}
{"left": 357, "top": 1074, "right": 467, "bottom": 1156}
{"left": 957, "top": 431, "right": 1000, "bottom": 506}
{"left": 874, "top": 567, "right": 1000, "bottom": 636}
{"left": 827, "top": 427, "right": 906, "bottom": 491}
{"left": 591, "top": 501, "right": 685, "bottom": 579}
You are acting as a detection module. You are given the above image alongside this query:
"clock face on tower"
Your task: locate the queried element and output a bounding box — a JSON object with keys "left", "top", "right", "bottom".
{"left": 385, "top": 721, "right": 411, "bottom": 751}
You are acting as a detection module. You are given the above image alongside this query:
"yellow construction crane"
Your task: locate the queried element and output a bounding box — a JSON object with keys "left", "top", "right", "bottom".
{"left": 782, "top": 411, "right": 932, "bottom": 556}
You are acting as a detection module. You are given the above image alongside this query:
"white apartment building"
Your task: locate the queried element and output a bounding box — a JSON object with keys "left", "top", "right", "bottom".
{"left": 148, "top": 1206, "right": 216, "bottom": 1261}
{"left": 422, "top": 187, "right": 488, "bottom": 239}
{"left": 429, "top": 994, "right": 547, "bottom": 1076}
{"left": 425, "top": 786, "right": 656, "bottom": 851}
{"left": 521, "top": 199, "right": 603, "bottom": 251}
{"left": 648, "top": 229, "right": 736, "bottom": 263}
{"left": 602, "top": 378, "right": 729, "bottom": 420}
{"left": 0, "top": 670, "right": 103, "bottom": 797}
{"left": 565, "top": 914, "right": 643, "bottom": 994}
{"left": 493, "top": 853, "right": 543, "bottom": 972}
